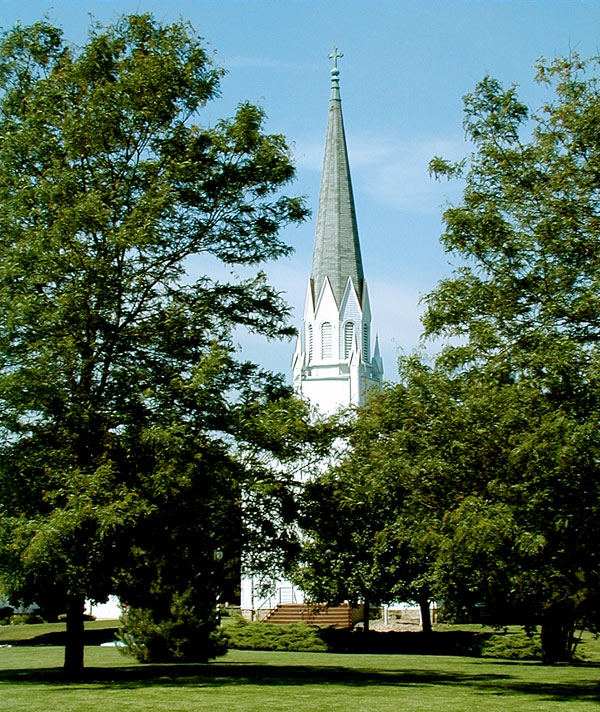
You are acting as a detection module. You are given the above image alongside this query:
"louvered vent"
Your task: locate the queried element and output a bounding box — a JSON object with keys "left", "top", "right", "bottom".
{"left": 344, "top": 322, "right": 354, "bottom": 358}
{"left": 321, "top": 322, "right": 332, "bottom": 359}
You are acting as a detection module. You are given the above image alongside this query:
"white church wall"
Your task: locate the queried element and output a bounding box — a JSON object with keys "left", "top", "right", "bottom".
{"left": 86, "top": 595, "right": 121, "bottom": 620}
{"left": 301, "top": 375, "right": 352, "bottom": 416}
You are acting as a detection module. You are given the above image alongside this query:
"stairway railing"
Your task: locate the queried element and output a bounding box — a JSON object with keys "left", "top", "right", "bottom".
{"left": 253, "top": 585, "right": 301, "bottom": 620}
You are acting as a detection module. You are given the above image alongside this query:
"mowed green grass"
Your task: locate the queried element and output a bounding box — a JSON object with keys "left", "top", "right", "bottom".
{"left": 1, "top": 643, "right": 599, "bottom": 712}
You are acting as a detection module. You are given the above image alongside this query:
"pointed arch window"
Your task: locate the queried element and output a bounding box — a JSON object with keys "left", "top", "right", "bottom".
{"left": 307, "top": 324, "right": 313, "bottom": 361}
{"left": 363, "top": 323, "right": 369, "bottom": 362}
{"left": 344, "top": 322, "right": 355, "bottom": 359}
{"left": 321, "top": 322, "right": 333, "bottom": 360}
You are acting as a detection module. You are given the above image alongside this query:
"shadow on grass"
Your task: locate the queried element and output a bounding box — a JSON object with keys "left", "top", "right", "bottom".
{"left": 4, "top": 629, "right": 118, "bottom": 647}
{"left": 0, "top": 660, "right": 598, "bottom": 705}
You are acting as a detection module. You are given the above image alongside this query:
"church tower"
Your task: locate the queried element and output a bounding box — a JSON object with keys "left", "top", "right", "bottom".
{"left": 292, "top": 48, "right": 383, "bottom": 413}
{"left": 241, "top": 50, "right": 383, "bottom": 618}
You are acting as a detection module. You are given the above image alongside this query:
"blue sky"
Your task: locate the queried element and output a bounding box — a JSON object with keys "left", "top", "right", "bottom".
{"left": 2, "top": 0, "right": 600, "bottom": 380}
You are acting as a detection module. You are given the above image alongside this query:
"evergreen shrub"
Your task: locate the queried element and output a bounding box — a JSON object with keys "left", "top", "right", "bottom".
{"left": 9, "top": 613, "right": 45, "bottom": 625}
{"left": 480, "top": 632, "right": 542, "bottom": 660}
{"left": 225, "top": 619, "right": 328, "bottom": 652}
{"left": 118, "top": 591, "right": 228, "bottom": 663}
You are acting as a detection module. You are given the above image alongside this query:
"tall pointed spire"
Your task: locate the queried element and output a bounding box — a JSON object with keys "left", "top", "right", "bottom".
{"left": 310, "top": 47, "right": 364, "bottom": 308}
{"left": 292, "top": 49, "right": 382, "bottom": 415}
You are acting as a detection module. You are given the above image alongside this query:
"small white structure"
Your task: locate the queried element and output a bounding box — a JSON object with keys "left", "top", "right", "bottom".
{"left": 86, "top": 596, "right": 121, "bottom": 621}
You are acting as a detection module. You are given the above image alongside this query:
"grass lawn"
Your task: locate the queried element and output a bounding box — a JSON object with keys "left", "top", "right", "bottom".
{"left": 0, "top": 643, "right": 599, "bottom": 712}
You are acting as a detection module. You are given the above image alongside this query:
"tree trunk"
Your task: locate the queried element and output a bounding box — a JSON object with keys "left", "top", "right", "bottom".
{"left": 418, "top": 588, "right": 432, "bottom": 634}
{"left": 64, "top": 593, "right": 86, "bottom": 678}
{"left": 363, "top": 597, "right": 370, "bottom": 633}
{"left": 541, "top": 602, "right": 575, "bottom": 665}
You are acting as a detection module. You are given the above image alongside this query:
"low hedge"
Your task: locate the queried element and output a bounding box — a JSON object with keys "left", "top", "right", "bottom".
{"left": 480, "top": 631, "right": 542, "bottom": 660}
{"left": 225, "top": 620, "right": 328, "bottom": 652}
{"left": 226, "top": 619, "right": 543, "bottom": 660}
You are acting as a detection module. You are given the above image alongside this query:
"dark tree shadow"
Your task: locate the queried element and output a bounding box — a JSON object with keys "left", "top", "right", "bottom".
{"left": 0, "top": 659, "right": 598, "bottom": 705}
{"left": 5, "top": 628, "right": 118, "bottom": 647}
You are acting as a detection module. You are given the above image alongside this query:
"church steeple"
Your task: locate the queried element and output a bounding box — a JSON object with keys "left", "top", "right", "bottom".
{"left": 243, "top": 48, "right": 384, "bottom": 622}
{"left": 292, "top": 48, "right": 382, "bottom": 414}
{"left": 310, "top": 47, "right": 364, "bottom": 308}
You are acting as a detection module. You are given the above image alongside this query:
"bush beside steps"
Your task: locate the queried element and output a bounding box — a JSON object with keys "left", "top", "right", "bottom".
{"left": 225, "top": 618, "right": 544, "bottom": 660}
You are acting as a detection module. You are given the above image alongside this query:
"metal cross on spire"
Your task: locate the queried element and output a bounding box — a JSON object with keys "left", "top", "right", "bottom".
{"left": 329, "top": 46, "right": 343, "bottom": 100}
{"left": 329, "top": 45, "right": 344, "bottom": 70}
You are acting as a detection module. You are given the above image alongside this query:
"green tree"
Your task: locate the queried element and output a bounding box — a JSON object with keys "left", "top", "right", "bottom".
{"left": 425, "top": 365, "right": 600, "bottom": 663}
{"left": 425, "top": 53, "right": 600, "bottom": 662}
{"left": 234, "top": 391, "right": 339, "bottom": 589}
{"left": 347, "top": 359, "right": 467, "bottom": 634}
{"left": 0, "top": 15, "right": 308, "bottom": 676}
{"left": 302, "top": 349, "right": 600, "bottom": 657}
{"left": 426, "top": 54, "right": 600, "bottom": 361}
{"left": 294, "top": 365, "right": 457, "bottom": 633}
{"left": 114, "top": 385, "right": 334, "bottom": 664}
{"left": 293, "top": 451, "right": 398, "bottom": 633}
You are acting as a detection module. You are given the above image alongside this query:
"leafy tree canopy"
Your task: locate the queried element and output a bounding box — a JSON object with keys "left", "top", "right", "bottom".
{"left": 427, "top": 53, "right": 600, "bottom": 367}
{"left": 0, "top": 14, "right": 314, "bottom": 675}
{"left": 424, "top": 53, "right": 600, "bottom": 662}
{"left": 297, "top": 54, "right": 600, "bottom": 662}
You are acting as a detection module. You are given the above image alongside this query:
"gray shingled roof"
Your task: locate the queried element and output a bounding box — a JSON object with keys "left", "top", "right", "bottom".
{"left": 310, "top": 68, "right": 364, "bottom": 308}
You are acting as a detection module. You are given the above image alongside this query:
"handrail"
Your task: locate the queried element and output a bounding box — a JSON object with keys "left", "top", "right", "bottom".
{"left": 254, "top": 592, "right": 277, "bottom": 618}
{"left": 252, "top": 585, "right": 300, "bottom": 620}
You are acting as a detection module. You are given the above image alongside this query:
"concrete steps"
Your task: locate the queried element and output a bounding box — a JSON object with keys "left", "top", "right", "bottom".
{"left": 264, "top": 603, "right": 356, "bottom": 628}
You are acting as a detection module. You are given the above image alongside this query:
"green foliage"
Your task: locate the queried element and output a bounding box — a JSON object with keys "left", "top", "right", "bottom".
{"left": 295, "top": 51, "right": 600, "bottom": 662}
{"left": 9, "top": 613, "right": 45, "bottom": 625}
{"left": 234, "top": 393, "right": 338, "bottom": 587}
{"left": 0, "top": 13, "right": 310, "bottom": 673}
{"left": 225, "top": 618, "right": 537, "bottom": 660}
{"left": 225, "top": 619, "right": 328, "bottom": 652}
{"left": 421, "top": 52, "right": 600, "bottom": 663}
{"left": 294, "top": 361, "right": 456, "bottom": 628}
{"left": 426, "top": 53, "right": 600, "bottom": 357}
{"left": 480, "top": 631, "right": 542, "bottom": 661}
{"left": 293, "top": 446, "right": 405, "bottom": 612}
{"left": 118, "top": 590, "right": 228, "bottom": 663}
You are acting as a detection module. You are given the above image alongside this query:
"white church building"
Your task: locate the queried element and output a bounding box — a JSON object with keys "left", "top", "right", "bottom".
{"left": 91, "top": 50, "right": 383, "bottom": 623}
{"left": 240, "top": 49, "right": 383, "bottom": 617}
